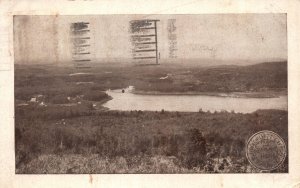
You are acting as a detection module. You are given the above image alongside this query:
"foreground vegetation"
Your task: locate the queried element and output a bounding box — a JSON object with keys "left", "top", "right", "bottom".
{"left": 15, "top": 108, "right": 288, "bottom": 173}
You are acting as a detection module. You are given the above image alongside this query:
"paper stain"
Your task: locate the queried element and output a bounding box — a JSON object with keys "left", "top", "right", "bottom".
{"left": 89, "top": 174, "right": 93, "bottom": 184}
{"left": 217, "top": 175, "right": 224, "bottom": 188}
{"left": 292, "top": 182, "right": 300, "bottom": 188}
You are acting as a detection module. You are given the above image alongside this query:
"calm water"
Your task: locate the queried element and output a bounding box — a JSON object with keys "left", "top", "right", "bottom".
{"left": 103, "top": 88, "right": 287, "bottom": 113}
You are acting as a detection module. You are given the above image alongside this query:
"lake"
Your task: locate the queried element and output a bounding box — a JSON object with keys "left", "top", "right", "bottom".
{"left": 103, "top": 87, "right": 287, "bottom": 113}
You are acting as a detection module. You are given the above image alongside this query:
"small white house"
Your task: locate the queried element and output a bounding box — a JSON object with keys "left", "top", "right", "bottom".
{"left": 30, "top": 97, "right": 37, "bottom": 102}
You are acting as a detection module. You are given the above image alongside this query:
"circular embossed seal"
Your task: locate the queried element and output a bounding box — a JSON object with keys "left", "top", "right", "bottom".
{"left": 246, "top": 130, "right": 287, "bottom": 171}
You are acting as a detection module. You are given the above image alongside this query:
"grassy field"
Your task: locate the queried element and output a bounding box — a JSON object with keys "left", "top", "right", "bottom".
{"left": 15, "top": 61, "right": 288, "bottom": 173}
{"left": 15, "top": 108, "right": 288, "bottom": 173}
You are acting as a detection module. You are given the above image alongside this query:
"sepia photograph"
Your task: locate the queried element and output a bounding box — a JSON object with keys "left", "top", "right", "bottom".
{"left": 14, "top": 14, "right": 288, "bottom": 174}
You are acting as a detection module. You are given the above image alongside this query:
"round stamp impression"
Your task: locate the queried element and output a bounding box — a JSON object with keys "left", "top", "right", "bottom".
{"left": 246, "top": 130, "right": 287, "bottom": 171}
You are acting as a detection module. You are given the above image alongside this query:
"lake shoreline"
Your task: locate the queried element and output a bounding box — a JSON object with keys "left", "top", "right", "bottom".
{"left": 103, "top": 88, "right": 287, "bottom": 113}
{"left": 131, "top": 89, "right": 287, "bottom": 98}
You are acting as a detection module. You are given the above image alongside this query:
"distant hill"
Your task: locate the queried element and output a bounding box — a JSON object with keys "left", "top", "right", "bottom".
{"left": 132, "top": 61, "right": 287, "bottom": 94}
{"left": 194, "top": 61, "right": 287, "bottom": 92}
{"left": 15, "top": 61, "right": 287, "bottom": 100}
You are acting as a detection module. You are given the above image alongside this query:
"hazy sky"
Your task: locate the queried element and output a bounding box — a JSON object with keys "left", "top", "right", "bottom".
{"left": 14, "top": 14, "right": 287, "bottom": 64}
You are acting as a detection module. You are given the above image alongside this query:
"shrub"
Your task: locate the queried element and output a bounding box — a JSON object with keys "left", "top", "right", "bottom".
{"left": 48, "top": 94, "right": 69, "bottom": 104}
{"left": 83, "top": 91, "right": 108, "bottom": 101}
{"left": 178, "top": 128, "right": 207, "bottom": 168}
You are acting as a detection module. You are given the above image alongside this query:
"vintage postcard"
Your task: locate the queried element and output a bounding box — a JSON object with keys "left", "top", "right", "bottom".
{"left": 14, "top": 14, "right": 288, "bottom": 174}
{"left": 1, "top": 0, "right": 300, "bottom": 188}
